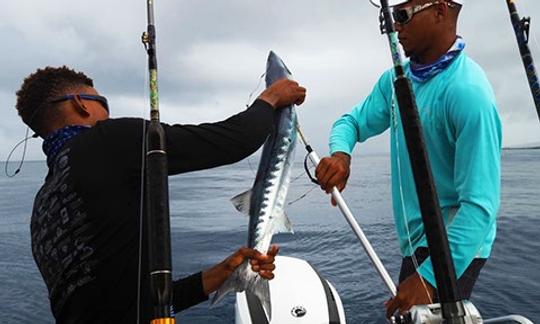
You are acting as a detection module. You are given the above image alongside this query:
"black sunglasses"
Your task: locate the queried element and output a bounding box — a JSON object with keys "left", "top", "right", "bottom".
{"left": 49, "top": 94, "right": 110, "bottom": 113}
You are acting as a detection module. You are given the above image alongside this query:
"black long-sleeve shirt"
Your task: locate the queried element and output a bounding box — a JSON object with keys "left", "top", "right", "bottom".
{"left": 30, "top": 100, "right": 274, "bottom": 323}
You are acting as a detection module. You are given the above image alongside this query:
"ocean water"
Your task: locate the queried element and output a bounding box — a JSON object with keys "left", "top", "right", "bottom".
{"left": 1, "top": 150, "right": 539, "bottom": 323}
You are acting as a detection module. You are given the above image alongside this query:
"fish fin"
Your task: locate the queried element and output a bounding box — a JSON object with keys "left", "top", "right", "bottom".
{"left": 231, "top": 190, "right": 252, "bottom": 215}
{"left": 212, "top": 262, "right": 249, "bottom": 306}
{"left": 272, "top": 210, "right": 294, "bottom": 234}
{"left": 248, "top": 275, "right": 272, "bottom": 321}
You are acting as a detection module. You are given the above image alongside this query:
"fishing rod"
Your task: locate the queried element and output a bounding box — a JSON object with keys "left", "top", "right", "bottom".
{"left": 141, "top": 0, "right": 175, "bottom": 322}
{"left": 506, "top": 0, "right": 540, "bottom": 122}
{"left": 296, "top": 125, "right": 397, "bottom": 298}
{"left": 377, "top": 0, "right": 465, "bottom": 323}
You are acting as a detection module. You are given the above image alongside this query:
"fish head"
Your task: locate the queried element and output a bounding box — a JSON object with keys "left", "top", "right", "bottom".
{"left": 265, "top": 51, "right": 292, "bottom": 86}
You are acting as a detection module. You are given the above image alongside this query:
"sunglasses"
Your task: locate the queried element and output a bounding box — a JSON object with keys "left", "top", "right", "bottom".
{"left": 49, "top": 94, "right": 110, "bottom": 113}
{"left": 392, "top": 1, "right": 452, "bottom": 25}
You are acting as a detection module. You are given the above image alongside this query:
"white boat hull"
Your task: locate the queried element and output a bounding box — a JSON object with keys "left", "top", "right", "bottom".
{"left": 235, "top": 256, "right": 346, "bottom": 324}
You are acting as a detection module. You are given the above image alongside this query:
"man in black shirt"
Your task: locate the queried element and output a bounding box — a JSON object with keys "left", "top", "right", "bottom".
{"left": 15, "top": 66, "right": 306, "bottom": 323}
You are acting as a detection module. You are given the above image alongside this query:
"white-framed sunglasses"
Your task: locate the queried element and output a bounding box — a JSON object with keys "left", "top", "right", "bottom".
{"left": 392, "top": 1, "right": 455, "bottom": 25}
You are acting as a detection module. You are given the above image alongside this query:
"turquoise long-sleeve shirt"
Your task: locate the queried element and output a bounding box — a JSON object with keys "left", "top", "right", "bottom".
{"left": 329, "top": 52, "right": 502, "bottom": 287}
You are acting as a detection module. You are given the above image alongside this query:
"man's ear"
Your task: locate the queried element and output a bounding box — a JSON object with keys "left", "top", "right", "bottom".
{"left": 435, "top": 2, "right": 449, "bottom": 22}
{"left": 72, "top": 94, "right": 90, "bottom": 117}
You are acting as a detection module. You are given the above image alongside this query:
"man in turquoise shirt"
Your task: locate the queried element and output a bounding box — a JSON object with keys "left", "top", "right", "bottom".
{"left": 315, "top": 0, "right": 501, "bottom": 317}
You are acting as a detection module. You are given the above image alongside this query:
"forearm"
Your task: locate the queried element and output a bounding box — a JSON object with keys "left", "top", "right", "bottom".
{"left": 165, "top": 99, "right": 275, "bottom": 174}
{"left": 329, "top": 83, "right": 391, "bottom": 155}
{"left": 201, "top": 261, "right": 235, "bottom": 296}
{"left": 329, "top": 114, "right": 360, "bottom": 155}
{"left": 171, "top": 260, "right": 245, "bottom": 312}
{"left": 417, "top": 202, "right": 497, "bottom": 287}
{"left": 172, "top": 272, "right": 209, "bottom": 312}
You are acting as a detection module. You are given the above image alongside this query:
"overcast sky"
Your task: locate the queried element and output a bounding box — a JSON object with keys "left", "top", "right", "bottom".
{"left": 1, "top": 0, "right": 539, "bottom": 162}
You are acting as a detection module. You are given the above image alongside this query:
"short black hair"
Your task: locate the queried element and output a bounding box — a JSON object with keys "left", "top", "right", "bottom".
{"left": 15, "top": 66, "right": 94, "bottom": 134}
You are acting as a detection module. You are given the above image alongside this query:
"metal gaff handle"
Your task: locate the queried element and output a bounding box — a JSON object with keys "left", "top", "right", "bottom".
{"left": 297, "top": 126, "right": 397, "bottom": 296}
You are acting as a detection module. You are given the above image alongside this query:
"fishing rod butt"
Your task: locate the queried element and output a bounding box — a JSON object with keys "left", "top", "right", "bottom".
{"left": 146, "top": 121, "right": 173, "bottom": 269}
{"left": 395, "top": 73, "right": 462, "bottom": 306}
{"left": 145, "top": 121, "right": 174, "bottom": 320}
{"left": 150, "top": 271, "right": 175, "bottom": 320}
{"left": 142, "top": 0, "right": 174, "bottom": 321}
{"left": 151, "top": 317, "right": 176, "bottom": 324}
{"left": 441, "top": 301, "right": 466, "bottom": 324}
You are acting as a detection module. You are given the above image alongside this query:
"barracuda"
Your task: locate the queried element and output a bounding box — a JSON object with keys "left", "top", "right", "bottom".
{"left": 212, "top": 51, "right": 297, "bottom": 320}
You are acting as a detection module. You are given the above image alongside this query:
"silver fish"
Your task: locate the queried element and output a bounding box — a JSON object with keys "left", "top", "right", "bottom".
{"left": 213, "top": 51, "right": 297, "bottom": 320}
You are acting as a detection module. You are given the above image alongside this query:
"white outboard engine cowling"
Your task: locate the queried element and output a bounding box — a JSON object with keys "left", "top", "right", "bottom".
{"left": 235, "top": 256, "right": 346, "bottom": 324}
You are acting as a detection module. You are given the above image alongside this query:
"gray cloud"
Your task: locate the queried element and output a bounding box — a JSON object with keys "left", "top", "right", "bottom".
{"left": 2, "top": 0, "right": 539, "bottom": 163}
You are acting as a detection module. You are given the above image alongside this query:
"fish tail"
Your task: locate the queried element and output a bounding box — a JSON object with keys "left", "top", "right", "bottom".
{"left": 248, "top": 274, "right": 272, "bottom": 320}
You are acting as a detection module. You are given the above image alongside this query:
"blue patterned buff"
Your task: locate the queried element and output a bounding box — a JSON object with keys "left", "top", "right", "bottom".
{"left": 43, "top": 125, "right": 90, "bottom": 167}
{"left": 410, "top": 36, "right": 466, "bottom": 83}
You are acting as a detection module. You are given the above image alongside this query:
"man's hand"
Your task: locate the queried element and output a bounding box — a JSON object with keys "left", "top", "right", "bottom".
{"left": 258, "top": 79, "right": 306, "bottom": 109}
{"left": 223, "top": 245, "right": 279, "bottom": 279}
{"left": 385, "top": 272, "right": 434, "bottom": 319}
{"left": 315, "top": 152, "right": 351, "bottom": 206}
{"left": 202, "top": 245, "right": 280, "bottom": 295}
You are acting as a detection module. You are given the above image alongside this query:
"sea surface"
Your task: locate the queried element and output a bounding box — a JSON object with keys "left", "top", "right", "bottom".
{"left": 1, "top": 150, "right": 539, "bottom": 323}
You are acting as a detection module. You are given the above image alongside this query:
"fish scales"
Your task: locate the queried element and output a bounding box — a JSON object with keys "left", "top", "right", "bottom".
{"left": 213, "top": 51, "right": 297, "bottom": 321}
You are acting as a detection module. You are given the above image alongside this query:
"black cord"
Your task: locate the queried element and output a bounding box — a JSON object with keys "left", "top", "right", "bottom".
{"left": 303, "top": 150, "right": 319, "bottom": 185}
{"left": 5, "top": 127, "right": 38, "bottom": 177}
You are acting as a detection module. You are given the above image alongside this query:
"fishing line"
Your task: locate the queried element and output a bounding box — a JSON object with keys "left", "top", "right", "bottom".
{"left": 283, "top": 126, "right": 321, "bottom": 205}
{"left": 296, "top": 124, "right": 319, "bottom": 186}
{"left": 390, "top": 81, "right": 433, "bottom": 304}
{"left": 291, "top": 163, "right": 315, "bottom": 184}
{"left": 287, "top": 161, "right": 319, "bottom": 206}
{"left": 136, "top": 54, "right": 150, "bottom": 324}
{"left": 4, "top": 127, "right": 38, "bottom": 177}
{"left": 246, "top": 156, "right": 256, "bottom": 177}
{"left": 290, "top": 170, "right": 306, "bottom": 183}
{"left": 245, "top": 72, "right": 266, "bottom": 108}
{"left": 244, "top": 72, "right": 269, "bottom": 178}
{"left": 287, "top": 185, "right": 317, "bottom": 206}
{"left": 531, "top": 31, "right": 540, "bottom": 56}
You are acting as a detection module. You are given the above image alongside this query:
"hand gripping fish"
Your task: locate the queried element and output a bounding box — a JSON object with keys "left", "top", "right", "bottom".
{"left": 212, "top": 51, "right": 297, "bottom": 320}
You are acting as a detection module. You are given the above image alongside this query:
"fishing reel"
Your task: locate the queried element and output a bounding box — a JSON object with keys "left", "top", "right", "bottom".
{"left": 390, "top": 301, "right": 483, "bottom": 324}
